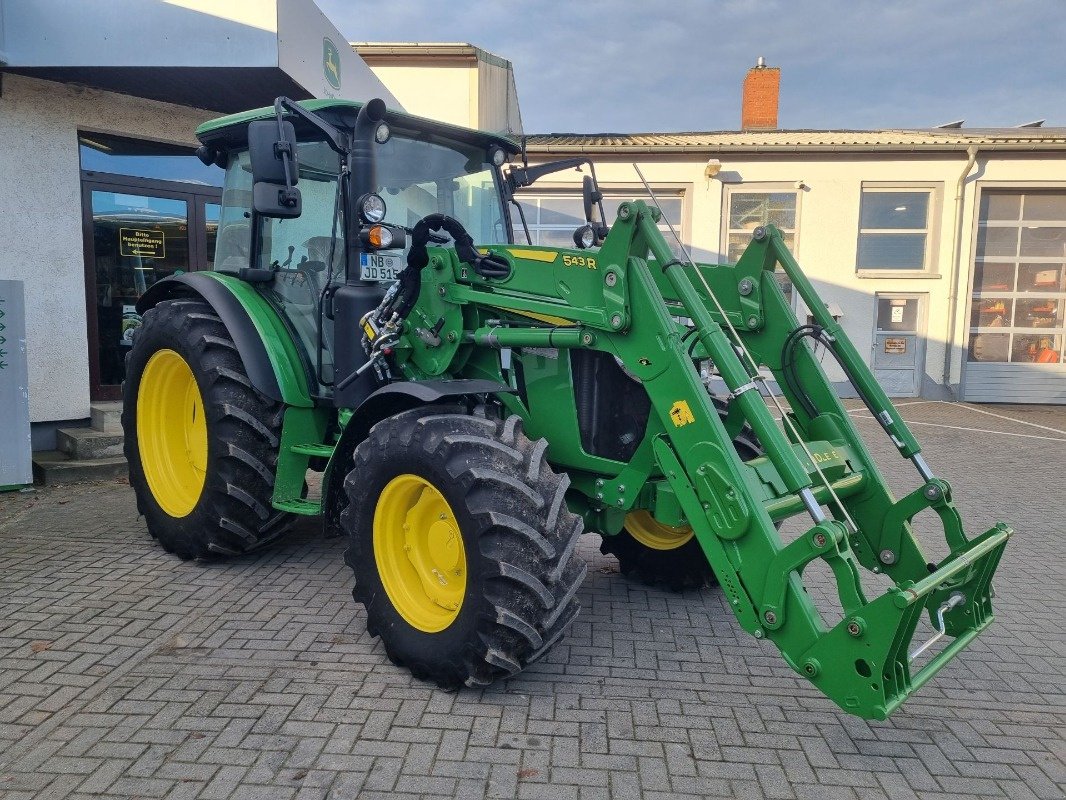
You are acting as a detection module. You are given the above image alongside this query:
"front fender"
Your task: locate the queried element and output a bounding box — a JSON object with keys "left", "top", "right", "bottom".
{"left": 137, "top": 273, "right": 313, "bottom": 407}
{"left": 321, "top": 379, "right": 513, "bottom": 536}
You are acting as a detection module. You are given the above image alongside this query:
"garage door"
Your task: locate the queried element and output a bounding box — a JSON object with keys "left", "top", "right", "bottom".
{"left": 963, "top": 190, "right": 1066, "bottom": 404}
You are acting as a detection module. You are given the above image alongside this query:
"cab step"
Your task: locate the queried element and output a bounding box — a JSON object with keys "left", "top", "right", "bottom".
{"left": 290, "top": 443, "right": 334, "bottom": 458}
{"left": 273, "top": 497, "right": 322, "bottom": 516}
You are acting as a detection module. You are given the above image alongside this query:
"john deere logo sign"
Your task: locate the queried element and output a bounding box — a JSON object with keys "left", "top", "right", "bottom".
{"left": 323, "top": 38, "right": 341, "bottom": 90}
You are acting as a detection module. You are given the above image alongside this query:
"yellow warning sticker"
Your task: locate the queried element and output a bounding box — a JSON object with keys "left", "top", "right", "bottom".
{"left": 362, "top": 322, "right": 376, "bottom": 340}
{"left": 669, "top": 400, "right": 695, "bottom": 427}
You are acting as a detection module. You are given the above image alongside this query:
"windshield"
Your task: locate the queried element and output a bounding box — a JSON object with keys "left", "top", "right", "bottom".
{"left": 212, "top": 131, "right": 509, "bottom": 394}
{"left": 375, "top": 134, "right": 508, "bottom": 245}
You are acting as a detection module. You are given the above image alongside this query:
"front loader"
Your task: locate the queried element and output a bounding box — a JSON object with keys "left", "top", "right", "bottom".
{"left": 122, "top": 97, "right": 1010, "bottom": 719}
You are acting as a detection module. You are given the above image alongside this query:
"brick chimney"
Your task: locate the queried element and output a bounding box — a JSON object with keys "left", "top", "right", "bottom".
{"left": 741, "top": 57, "right": 780, "bottom": 130}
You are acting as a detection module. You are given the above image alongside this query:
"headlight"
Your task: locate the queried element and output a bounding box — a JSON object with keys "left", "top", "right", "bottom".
{"left": 573, "top": 224, "right": 596, "bottom": 249}
{"left": 359, "top": 193, "right": 387, "bottom": 223}
{"left": 374, "top": 122, "right": 391, "bottom": 144}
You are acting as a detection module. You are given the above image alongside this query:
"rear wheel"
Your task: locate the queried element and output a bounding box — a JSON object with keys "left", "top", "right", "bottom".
{"left": 122, "top": 298, "right": 291, "bottom": 559}
{"left": 342, "top": 408, "right": 586, "bottom": 689}
{"left": 599, "top": 402, "right": 763, "bottom": 591}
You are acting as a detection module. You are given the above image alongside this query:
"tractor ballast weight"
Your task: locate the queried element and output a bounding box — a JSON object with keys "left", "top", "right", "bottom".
{"left": 125, "top": 98, "right": 1010, "bottom": 720}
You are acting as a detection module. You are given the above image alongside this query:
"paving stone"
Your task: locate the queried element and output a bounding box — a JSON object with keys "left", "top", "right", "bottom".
{"left": 0, "top": 402, "right": 1064, "bottom": 798}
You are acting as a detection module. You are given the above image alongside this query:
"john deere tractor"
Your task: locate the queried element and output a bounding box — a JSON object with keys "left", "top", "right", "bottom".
{"left": 122, "top": 97, "right": 1010, "bottom": 719}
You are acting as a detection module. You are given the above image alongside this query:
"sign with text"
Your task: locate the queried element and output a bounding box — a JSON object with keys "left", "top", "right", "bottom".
{"left": 884, "top": 337, "right": 908, "bottom": 355}
{"left": 120, "top": 228, "right": 165, "bottom": 259}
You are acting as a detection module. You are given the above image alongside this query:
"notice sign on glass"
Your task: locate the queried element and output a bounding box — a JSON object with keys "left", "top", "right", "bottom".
{"left": 884, "top": 337, "right": 908, "bottom": 354}
{"left": 120, "top": 228, "right": 166, "bottom": 258}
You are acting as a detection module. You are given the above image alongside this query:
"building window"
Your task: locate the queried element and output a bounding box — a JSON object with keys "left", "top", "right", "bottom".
{"left": 968, "top": 190, "right": 1066, "bottom": 364}
{"left": 79, "top": 132, "right": 223, "bottom": 186}
{"left": 513, "top": 192, "right": 684, "bottom": 253}
{"left": 856, "top": 188, "right": 934, "bottom": 272}
{"left": 723, "top": 189, "right": 798, "bottom": 302}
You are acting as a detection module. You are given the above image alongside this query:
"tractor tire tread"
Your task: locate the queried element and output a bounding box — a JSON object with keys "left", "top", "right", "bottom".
{"left": 122, "top": 298, "right": 292, "bottom": 560}
{"left": 342, "top": 407, "right": 585, "bottom": 690}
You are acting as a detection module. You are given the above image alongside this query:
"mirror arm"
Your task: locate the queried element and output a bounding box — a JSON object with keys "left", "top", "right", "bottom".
{"left": 506, "top": 157, "right": 589, "bottom": 191}
{"left": 506, "top": 155, "right": 610, "bottom": 240}
{"left": 273, "top": 96, "right": 348, "bottom": 154}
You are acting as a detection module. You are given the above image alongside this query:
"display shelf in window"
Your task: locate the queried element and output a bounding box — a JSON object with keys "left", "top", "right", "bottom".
{"left": 1011, "top": 334, "right": 1062, "bottom": 364}
{"left": 1016, "top": 298, "right": 1061, "bottom": 329}
{"left": 969, "top": 297, "right": 1013, "bottom": 328}
{"left": 973, "top": 262, "right": 1016, "bottom": 293}
{"left": 1018, "top": 263, "right": 1064, "bottom": 292}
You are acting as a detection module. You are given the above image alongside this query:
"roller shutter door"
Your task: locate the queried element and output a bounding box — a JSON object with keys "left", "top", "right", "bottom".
{"left": 963, "top": 190, "right": 1066, "bottom": 403}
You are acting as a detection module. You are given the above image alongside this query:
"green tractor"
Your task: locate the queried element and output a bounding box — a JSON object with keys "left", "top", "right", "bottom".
{"left": 123, "top": 96, "right": 1010, "bottom": 719}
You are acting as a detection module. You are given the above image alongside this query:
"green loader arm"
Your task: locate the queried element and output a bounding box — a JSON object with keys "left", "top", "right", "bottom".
{"left": 393, "top": 202, "right": 1010, "bottom": 719}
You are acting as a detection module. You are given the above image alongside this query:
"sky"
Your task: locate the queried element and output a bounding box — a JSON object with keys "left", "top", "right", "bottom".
{"left": 320, "top": 0, "right": 1066, "bottom": 134}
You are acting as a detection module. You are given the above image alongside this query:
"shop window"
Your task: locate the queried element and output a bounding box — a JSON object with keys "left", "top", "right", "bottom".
{"left": 79, "top": 131, "right": 223, "bottom": 186}
{"left": 968, "top": 190, "right": 1066, "bottom": 365}
{"left": 856, "top": 188, "right": 935, "bottom": 272}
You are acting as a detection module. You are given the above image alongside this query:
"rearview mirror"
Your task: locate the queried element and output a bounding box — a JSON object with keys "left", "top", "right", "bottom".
{"left": 248, "top": 119, "right": 302, "bottom": 218}
{"left": 582, "top": 174, "right": 609, "bottom": 244}
{"left": 582, "top": 175, "right": 600, "bottom": 224}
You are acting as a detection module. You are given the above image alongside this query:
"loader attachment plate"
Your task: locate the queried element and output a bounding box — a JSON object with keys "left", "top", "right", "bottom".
{"left": 800, "top": 523, "right": 1010, "bottom": 719}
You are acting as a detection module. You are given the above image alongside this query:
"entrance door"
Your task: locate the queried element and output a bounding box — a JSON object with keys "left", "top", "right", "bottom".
{"left": 872, "top": 293, "right": 927, "bottom": 397}
{"left": 82, "top": 182, "right": 220, "bottom": 399}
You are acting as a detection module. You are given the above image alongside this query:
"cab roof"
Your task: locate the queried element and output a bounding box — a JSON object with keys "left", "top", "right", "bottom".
{"left": 196, "top": 98, "right": 521, "bottom": 154}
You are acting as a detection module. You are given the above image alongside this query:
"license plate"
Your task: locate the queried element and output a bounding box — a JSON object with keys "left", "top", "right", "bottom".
{"left": 360, "top": 252, "right": 402, "bottom": 282}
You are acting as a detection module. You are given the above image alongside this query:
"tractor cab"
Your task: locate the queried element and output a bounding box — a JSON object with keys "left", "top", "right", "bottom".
{"left": 194, "top": 99, "right": 521, "bottom": 394}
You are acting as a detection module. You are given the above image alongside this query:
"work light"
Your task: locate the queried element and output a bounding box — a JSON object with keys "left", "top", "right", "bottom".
{"left": 358, "top": 193, "right": 387, "bottom": 223}
{"left": 574, "top": 224, "right": 596, "bottom": 249}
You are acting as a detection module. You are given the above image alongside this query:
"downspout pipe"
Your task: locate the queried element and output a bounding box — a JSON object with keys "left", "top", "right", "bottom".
{"left": 941, "top": 145, "right": 980, "bottom": 394}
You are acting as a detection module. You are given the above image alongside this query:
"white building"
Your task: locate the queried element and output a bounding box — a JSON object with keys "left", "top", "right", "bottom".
{"left": 519, "top": 126, "right": 1066, "bottom": 403}
{"left": 1, "top": 23, "right": 1063, "bottom": 485}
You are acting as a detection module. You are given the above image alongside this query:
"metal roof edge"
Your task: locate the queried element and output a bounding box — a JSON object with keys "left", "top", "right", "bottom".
{"left": 526, "top": 141, "right": 1066, "bottom": 155}
{"left": 351, "top": 42, "right": 512, "bottom": 69}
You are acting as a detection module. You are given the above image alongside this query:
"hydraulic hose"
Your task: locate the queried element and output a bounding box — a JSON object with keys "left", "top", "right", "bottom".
{"left": 781, "top": 325, "right": 880, "bottom": 421}
{"left": 390, "top": 213, "right": 511, "bottom": 321}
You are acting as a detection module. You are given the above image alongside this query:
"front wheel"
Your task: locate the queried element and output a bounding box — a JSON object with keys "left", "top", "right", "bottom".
{"left": 342, "top": 408, "right": 586, "bottom": 689}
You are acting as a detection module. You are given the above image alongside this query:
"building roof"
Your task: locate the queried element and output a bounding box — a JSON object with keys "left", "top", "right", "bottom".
{"left": 525, "top": 128, "right": 1066, "bottom": 154}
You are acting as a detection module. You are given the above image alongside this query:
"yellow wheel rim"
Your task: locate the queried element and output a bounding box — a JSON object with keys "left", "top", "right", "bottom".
{"left": 136, "top": 349, "right": 208, "bottom": 518}
{"left": 373, "top": 474, "right": 467, "bottom": 633}
{"left": 625, "top": 510, "right": 694, "bottom": 551}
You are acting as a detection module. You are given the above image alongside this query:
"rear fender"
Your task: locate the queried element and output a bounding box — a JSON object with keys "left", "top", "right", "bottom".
{"left": 137, "top": 273, "right": 313, "bottom": 408}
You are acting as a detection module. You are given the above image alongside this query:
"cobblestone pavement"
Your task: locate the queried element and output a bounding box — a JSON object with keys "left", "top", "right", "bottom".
{"left": 1, "top": 401, "right": 1064, "bottom": 799}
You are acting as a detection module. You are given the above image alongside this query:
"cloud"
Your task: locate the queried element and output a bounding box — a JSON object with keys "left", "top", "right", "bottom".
{"left": 321, "top": 0, "right": 1066, "bottom": 132}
